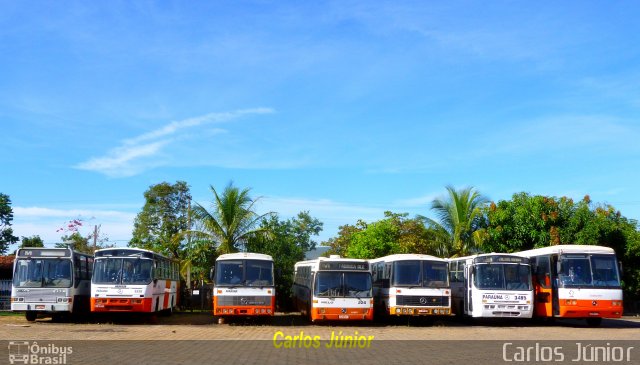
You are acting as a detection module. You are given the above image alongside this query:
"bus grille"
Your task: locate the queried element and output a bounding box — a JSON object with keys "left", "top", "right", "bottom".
{"left": 217, "top": 296, "right": 271, "bottom": 306}
{"left": 21, "top": 290, "right": 58, "bottom": 303}
{"left": 396, "top": 295, "right": 449, "bottom": 307}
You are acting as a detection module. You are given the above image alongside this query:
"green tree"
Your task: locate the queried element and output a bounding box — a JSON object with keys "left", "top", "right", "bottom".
{"left": 429, "top": 185, "right": 489, "bottom": 257}
{"left": 482, "top": 192, "right": 564, "bottom": 252}
{"left": 324, "top": 222, "right": 365, "bottom": 257}
{"left": 130, "top": 181, "right": 191, "bottom": 258}
{"left": 246, "top": 212, "right": 323, "bottom": 310}
{"left": 56, "top": 232, "right": 91, "bottom": 253}
{"left": 54, "top": 219, "right": 111, "bottom": 254}
{"left": 346, "top": 219, "right": 401, "bottom": 259}
{"left": 324, "top": 212, "right": 444, "bottom": 259}
{"left": 20, "top": 235, "right": 44, "bottom": 248}
{"left": 189, "top": 182, "right": 270, "bottom": 255}
{"left": 0, "top": 193, "right": 19, "bottom": 254}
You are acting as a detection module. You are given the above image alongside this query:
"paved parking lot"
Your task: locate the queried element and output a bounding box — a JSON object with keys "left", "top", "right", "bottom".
{"left": 1, "top": 313, "right": 639, "bottom": 364}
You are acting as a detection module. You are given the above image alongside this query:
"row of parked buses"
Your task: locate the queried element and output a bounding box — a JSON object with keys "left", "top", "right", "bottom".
{"left": 10, "top": 247, "right": 179, "bottom": 321}
{"left": 10, "top": 245, "right": 624, "bottom": 326}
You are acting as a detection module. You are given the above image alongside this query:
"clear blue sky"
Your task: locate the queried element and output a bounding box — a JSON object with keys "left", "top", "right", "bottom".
{"left": 2, "top": 1, "right": 640, "bottom": 251}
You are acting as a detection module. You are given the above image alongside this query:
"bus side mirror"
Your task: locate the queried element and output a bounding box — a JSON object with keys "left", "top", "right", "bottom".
{"left": 209, "top": 267, "right": 214, "bottom": 282}
{"left": 618, "top": 261, "right": 623, "bottom": 276}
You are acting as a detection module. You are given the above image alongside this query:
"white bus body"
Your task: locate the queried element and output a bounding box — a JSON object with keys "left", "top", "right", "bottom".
{"left": 517, "top": 245, "right": 622, "bottom": 326}
{"left": 91, "top": 248, "right": 179, "bottom": 313}
{"left": 11, "top": 248, "right": 93, "bottom": 321}
{"left": 293, "top": 255, "right": 373, "bottom": 322}
{"left": 370, "top": 254, "right": 451, "bottom": 316}
{"left": 449, "top": 254, "right": 533, "bottom": 318}
{"left": 213, "top": 252, "right": 275, "bottom": 317}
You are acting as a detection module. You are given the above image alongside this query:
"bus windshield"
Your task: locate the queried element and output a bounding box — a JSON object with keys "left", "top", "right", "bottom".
{"left": 475, "top": 264, "right": 531, "bottom": 291}
{"left": 558, "top": 254, "right": 620, "bottom": 288}
{"left": 13, "top": 259, "right": 72, "bottom": 288}
{"left": 245, "top": 260, "right": 274, "bottom": 286}
{"left": 216, "top": 259, "right": 274, "bottom": 286}
{"left": 92, "top": 258, "right": 153, "bottom": 285}
{"left": 392, "top": 260, "right": 449, "bottom": 288}
{"left": 314, "top": 272, "right": 372, "bottom": 298}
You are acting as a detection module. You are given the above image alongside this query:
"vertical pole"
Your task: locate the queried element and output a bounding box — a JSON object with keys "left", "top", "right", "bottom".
{"left": 93, "top": 225, "right": 98, "bottom": 253}
{"left": 186, "top": 198, "right": 191, "bottom": 289}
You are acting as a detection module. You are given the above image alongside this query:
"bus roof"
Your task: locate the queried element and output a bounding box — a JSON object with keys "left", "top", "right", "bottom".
{"left": 517, "top": 244, "right": 615, "bottom": 257}
{"left": 447, "top": 252, "right": 526, "bottom": 262}
{"left": 294, "top": 256, "right": 369, "bottom": 270}
{"left": 15, "top": 247, "right": 83, "bottom": 258}
{"left": 216, "top": 252, "right": 273, "bottom": 261}
{"left": 369, "top": 253, "right": 446, "bottom": 264}
{"left": 94, "top": 247, "right": 173, "bottom": 260}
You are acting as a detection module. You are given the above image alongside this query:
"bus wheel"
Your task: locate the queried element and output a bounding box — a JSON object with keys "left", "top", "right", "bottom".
{"left": 586, "top": 317, "right": 602, "bottom": 327}
{"left": 25, "top": 311, "right": 37, "bottom": 322}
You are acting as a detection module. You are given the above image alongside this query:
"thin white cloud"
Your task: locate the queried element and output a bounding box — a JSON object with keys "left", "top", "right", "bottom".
{"left": 74, "top": 108, "right": 274, "bottom": 177}
{"left": 14, "top": 206, "right": 136, "bottom": 220}
{"left": 124, "top": 108, "right": 273, "bottom": 145}
{"left": 75, "top": 140, "right": 169, "bottom": 177}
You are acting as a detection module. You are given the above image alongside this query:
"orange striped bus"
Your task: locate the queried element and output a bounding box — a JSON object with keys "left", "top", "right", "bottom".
{"left": 518, "top": 245, "right": 623, "bottom": 326}
{"left": 212, "top": 252, "right": 275, "bottom": 317}
{"left": 91, "top": 248, "right": 179, "bottom": 313}
{"left": 293, "top": 255, "right": 373, "bottom": 322}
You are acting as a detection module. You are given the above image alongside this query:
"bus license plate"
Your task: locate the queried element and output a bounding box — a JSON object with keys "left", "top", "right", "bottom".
{"left": 339, "top": 314, "right": 349, "bottom": 319}
{"left": 36, "top": 305, "right": 45, "bottom": 310}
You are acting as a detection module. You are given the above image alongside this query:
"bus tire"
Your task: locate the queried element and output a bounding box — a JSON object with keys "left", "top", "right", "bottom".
{"left": 25, "top": 311, "right": 37, "bottom": 322}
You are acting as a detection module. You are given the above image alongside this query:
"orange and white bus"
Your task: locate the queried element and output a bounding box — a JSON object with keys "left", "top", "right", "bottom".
{"left": 11, "top": 248, "right": 93, "bottom": 321}
{"left": 449, "top": 253, "right": 533, "bottom": 318}
{"left": 212, "top": 252, "right": 275, "bottom": 317}
{"left": 518, "top": 245, "right": 623, "bottom": 326}
{"left": 293, "top": 255, "right": 373, "bottom": 322}
{"left": 370, "top": 254, "right": 451, "bottom": 317}
{"left": 91, "top": 248, "right": 179, "bottom": 313}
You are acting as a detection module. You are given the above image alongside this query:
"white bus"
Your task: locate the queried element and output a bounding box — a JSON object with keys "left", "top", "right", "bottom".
{"left": 518, "top": 245, "right": 623, "bottom": 326}
{"left": 293, "top": 255, "right": 373, "bottom": 322}
{"left": 449, "top": 253, "right": 533, "bottom": 318}
{"left": 212, "top": 252, "right": 275, "bottom": 317}
{"left": 91, "top": 248, "right": 179, "bottom": 313}
{"left": 370, "top": 254, "right": 451, "bottom": 317}
{"left": 11, "top": 248, "right": 93, "bottom": 321}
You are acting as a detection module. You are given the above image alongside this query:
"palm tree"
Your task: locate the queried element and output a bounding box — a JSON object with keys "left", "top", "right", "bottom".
{"left": 188, "top": 182, "right": 271, "bottom": 254}
{"left": 429, "top": 185, "right": 488, "bottom": 257}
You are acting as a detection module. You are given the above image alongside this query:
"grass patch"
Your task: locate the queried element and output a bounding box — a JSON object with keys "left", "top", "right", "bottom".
{"left": 0, "top": 311, "right": 22, "bottom": 317}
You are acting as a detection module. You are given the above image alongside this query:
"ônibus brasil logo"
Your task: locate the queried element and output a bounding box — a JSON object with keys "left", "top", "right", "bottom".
{"left": 8, "top": 341, "right": 72, "bottom": 364}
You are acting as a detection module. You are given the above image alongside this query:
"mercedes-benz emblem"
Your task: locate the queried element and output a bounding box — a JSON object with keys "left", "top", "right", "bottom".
{"left": 419, "top": 297, "right": 427, "bottom": 305}
{"left": 592, "top": 300, "right": 598, "bottom": 306}
{"left": 240, "top": 298, "right": 247, "bottom": 305}
{"left": 505, "top": 295, "right": 510, "bottom": 300}
{"left": 341, "top": 308, "right": 347, "bottom": 314}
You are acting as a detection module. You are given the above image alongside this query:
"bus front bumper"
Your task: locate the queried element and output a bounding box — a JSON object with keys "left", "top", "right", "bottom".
{"left": 389, "top": 306, "right": 451, "bottom": 316}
